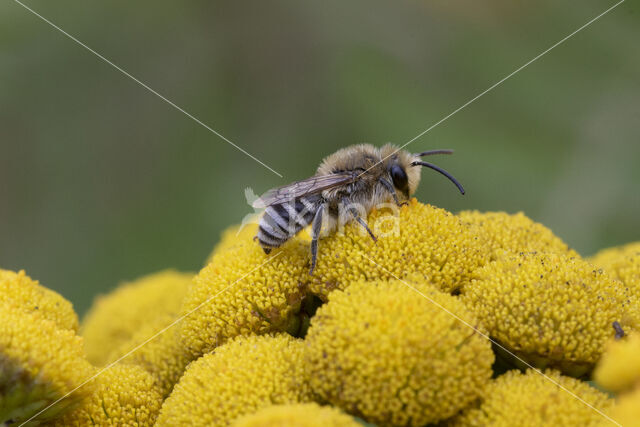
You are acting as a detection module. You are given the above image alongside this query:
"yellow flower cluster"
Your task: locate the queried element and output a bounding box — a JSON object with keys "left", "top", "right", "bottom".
{"left": 156, "top": 334, "right": 310, "bottom": 426}
{"left": 463, "top": 251, "right": 634, "bottom": 376}
{"left": 590, "top": 241, "right": 640, "bottom": 337}
{"left": 0, "top": 267, "right": 170, "bottom": 426}
{"left": 82, "top": 269, "right": 193, "bottom": 365}
{"left": 0, "top": 269, "right": 79, "bottom": 331}
{"left": 310, "top": 200, "right": 488, "bottom": 296}
{"left": 305, "top": 279, "right": 494, "bottom": 426}
{"left": 180, "top": 237, "right": 310, "bottom": 357}
{"left": 0, "top": 279, "right": 94, "bottom": 424}
{"left": 459, "top": 210, "right": 578, "bottom": 260}
{"left": 5, "top": 201, "right": 640, "bottom": 426}
{"left": 590, "top": 240, "right": 640, "bottom": 424}
{"left": 106, "top": 313, "right": 192, "bottom": 398}
{"left": 181, "top": 200, "right": 488, "bottom": 358}
{"left": 451, "top": 369, "right": 614, "bottom": 426}
{"left": 52, "top": 364, "right": 164, "bottom": 426}
{"left": 590, "top": 241, "right": 640, "bottom": 293}
{"left": 231, "top": 403, "right": 359, "bottom": 427}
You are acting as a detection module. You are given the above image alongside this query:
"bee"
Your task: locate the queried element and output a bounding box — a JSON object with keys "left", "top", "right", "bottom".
{"left": 253, "top": 144, "right": 465, "bottom": 274}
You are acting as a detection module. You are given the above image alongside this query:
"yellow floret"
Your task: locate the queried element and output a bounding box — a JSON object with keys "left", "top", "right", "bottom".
{"left": 106, "top": 313, "right": 191, "bottom": 398}
{"left": 52, "top": 364, "right": 163, "bottom": 427}
{"left": 82, "top": 269, "right": 193, "bottom": 365}
{"left": 463, "top": 252, "right": 634, "bottom": 376}
{"left": 594, "top": 333, "right": 640, "bottom": 393}
{"left": 231, "top": 403, "right": 359, "bottom": 427}
{"left": 590, "top": 241, "right": 640, "bottom": 294}
{"left": 0, "top": 269, "right": 79, "bottom": 332}
{"left": 0, "top": 302, "right": 95, "bottom": 425}
{"left": 458, "top": 210, "right": 578, "bottom": 260}
{"left": 304, "top": 279, "right": 494, "bottom": 426}
{"left": 156, "top": 334, "right": 310, "bottom": 426}
{"left": 451, "top": 369, "right": 614, "bottom": 427}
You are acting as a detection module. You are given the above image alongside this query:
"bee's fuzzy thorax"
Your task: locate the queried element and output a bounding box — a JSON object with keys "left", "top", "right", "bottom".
{"left": 316, "top": 143, "right": 421, "bottom": 201}
{"left": 316, "top": 144, "right": 382, "bottom": 176}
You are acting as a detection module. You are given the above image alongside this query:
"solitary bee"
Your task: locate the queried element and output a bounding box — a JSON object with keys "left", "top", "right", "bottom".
{"left": 253, "top": 144, "right": 465, "bottom": 274}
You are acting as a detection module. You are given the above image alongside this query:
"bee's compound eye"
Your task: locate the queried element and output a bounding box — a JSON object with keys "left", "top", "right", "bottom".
{"left": 390, "top": 165, "right": 408, "bottom": 191}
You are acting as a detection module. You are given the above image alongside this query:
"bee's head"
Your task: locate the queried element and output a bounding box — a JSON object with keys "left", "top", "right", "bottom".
{"left": 380, "top": 145, "right": 421, "bottom": 199}
{"left": 380, "top": 145, "right": 465, "bottom": 198}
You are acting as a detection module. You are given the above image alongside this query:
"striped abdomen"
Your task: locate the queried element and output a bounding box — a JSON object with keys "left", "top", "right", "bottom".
{"left": 257, "top": 195, "right": 320, "bottom": 253}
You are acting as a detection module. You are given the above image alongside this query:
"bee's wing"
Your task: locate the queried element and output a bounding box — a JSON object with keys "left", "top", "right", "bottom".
{"left": 252, "top": 173, "right": 354, "bottom": 208}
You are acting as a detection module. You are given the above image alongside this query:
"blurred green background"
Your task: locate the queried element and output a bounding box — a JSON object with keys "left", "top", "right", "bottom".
{"left": 1, "top": 0, "right": 638, "bottom": 316}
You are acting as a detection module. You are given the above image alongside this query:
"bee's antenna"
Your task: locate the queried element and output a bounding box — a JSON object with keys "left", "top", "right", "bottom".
{"left": 411, "top": 161, "right": 465, "bottom": 195}
{"left": 415, "top": 149, "right": 454, "bottom": 157}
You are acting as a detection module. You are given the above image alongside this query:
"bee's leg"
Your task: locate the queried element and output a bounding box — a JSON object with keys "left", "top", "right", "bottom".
{"left": 379, "top": 177, "right": 408, "bottom": 206}
{"left": 344, "top": 202, "right": 377, "bottom": 242}
{"left": 309, "top": 204, "right": 324, "bottom": 275}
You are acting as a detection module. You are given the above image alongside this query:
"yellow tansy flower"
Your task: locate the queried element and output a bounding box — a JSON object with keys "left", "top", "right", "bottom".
{"left": 0, "top": 303, "right": 95, "bottom": 425}
{"left": 52, "top": 364, "right": 163, "bottom": 427}
{"left": 451, "top": 369, "right": 614, "bottom": 427}
{"left": 304, "top": 279, "right": 494, "bottom": 426}
{"left": 82, "top": 269, "right": 193, "bottom": 365}
{"left": 458, "top": 210, "right": 578, "bottom": 260}
{"left": 594, "top": 333, "right": 640, "bottom": 393}
{"left": 231, "top": 403, "right": 359, "bottom": 427}
{"left": 0, "top": 269, "right": 79, "bottom": 332}
{"left": 309, "top": 200, "right": 488, "bottom": 297}
{"left": 205, "top": 222, "right": 259, "bottom": 265}
{"left": 156, "top": 334, "right": 310, "bottom": 426}
{"left": 180, "top": 238, "right": 310, "bottom": 358}
{"left": 590, "top": 241, "right": 640, "bottom": 294}
{"left": 106, "top": 313, "right": 191, "bottom": 398}
{"left": 181, "top": 200, "right": 488, "bottom": 358}
{"left": 463, "top": 252, "right": 634, "bottom": 376}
